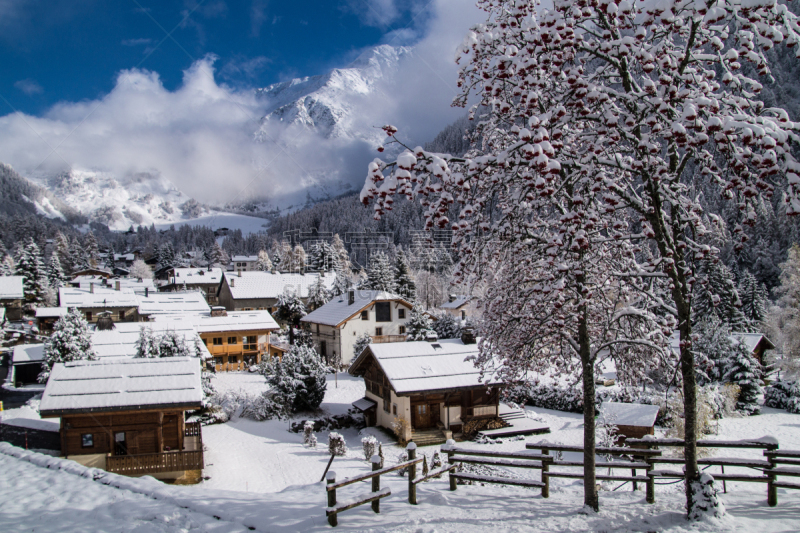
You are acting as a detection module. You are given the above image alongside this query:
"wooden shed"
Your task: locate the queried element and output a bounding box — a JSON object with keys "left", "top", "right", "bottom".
{"left": 599, "top": 402, "right": 661, "bottom": 445}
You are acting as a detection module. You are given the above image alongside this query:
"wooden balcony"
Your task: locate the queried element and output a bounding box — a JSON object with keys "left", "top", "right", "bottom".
{"left": 371, "top": 335, "right": 407, "bottom": 344}
{"left": 207, "top": 343, "right": 268, "bottom": 356}
{"left": 106, "top": 422, "right": 204, "bottom": 476}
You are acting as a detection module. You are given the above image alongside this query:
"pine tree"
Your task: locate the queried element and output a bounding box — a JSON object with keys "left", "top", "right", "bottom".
{"left": 353, "top": 332, "right": 372, "bottom": 361}
{"left": 432, "top": 311, "right": 462, "bottom": 340}
{"left": 157, "top": 242, "right": 176, "bottom": 269}
{"left": 260, "top": 343, "right": 327, "bottom": 414}
{"left": 330, "top": 268, "right": 351, "bottom": 297}
{"left": 307, "top": 275, "right": 330, "bottom": 310}
{"left": 70, "top": 237, "right": 89, "bottom": 272}
{"left": 158, "top": 330, "right": 189, "bottom": 357}
{"left": 693, "top": 259, "right": 749, "bottom": 331}
{"left": 739, "top": 270, "right": 769, "bottom": 331}
{"left": 727, "top": 336, "right": 764, "bottom": 415}
{"left": 273, "top": 291, "right": 308, "bottom": 345}
{"left": 84, "top": 231, "right": 100, "bottom": 268}
{"left": 47, "top": 254, "right": 66, "bottom": 289}
{"left": 332, "top": 234, "right": 352, "bottom": 276}
{"left": 14, "top": 238, "right": 47, "bottom": 304}
{"left": 106, "top": 244, "right": 117, "bottom": 271}
{"left": 693, "top": 315, "right": 734, "bottom": 384}
{"left": 393, "top": 250, "right": 416, "bottom": 301}
{"left": 208, "top": 241, "right": 228, "bottom": 267}
{"left": 256, "top": 249, "right": 273, "bottom": 271}
{"left": 54, "top": 231, "right": 72, "bottom": 273}
{"left": 307, "top": 242, "right": 338, "bottom": 272}
{"left": 39, "top": 308, "right": 96, "bottom": 382}
{"left": 0, "top": 255, "right": 14, "bottom": 276}
{"left": 135, "top": 326, "right": 160, "bottom": 358}
{"left": 292, "top": 244, "right": 307, "bottom": 272}
{"left": 364, "top": 252, "right": 395, "bottom": 292}
{"left": 405, "top": 303, "right": 435, "bottom": 341}
{"left": 276, "top": 241, "right": 293, "bottom": 272}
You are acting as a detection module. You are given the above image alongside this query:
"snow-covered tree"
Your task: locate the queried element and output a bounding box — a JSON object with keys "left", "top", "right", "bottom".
{"left": 84, "top": 232, "right": 100, "bottom": 268}
{"left": 405, "top": 303, "right": 436, "bottom": 341}
{"left": 330, "top": 268, "right": 351, "bottom": 297}
{"left": 39, "top": 308, "right": 96, "bottom": 382}
{"left": 767, "top": 244, "right": 800, "bottom": 374}
{"left": 158, "top": 330, "right": 190, "bottom": 358}
{"left": 727, "top": 336, "right": 764, "bottom": 415}
{"left": 292, "top": 244, "right": 307, "bottom": 273}
{"left": 693, "top": 259, "right": 748, "bottom": 331}
{"left": 307, "top": 275, "right": 330, "bottom": 311}
{"left": 54, "top": 231, "right": 72, "bottom": 273}
{"left": 332, "top": 234, "right": 352, "bottom": 277}
{"left": 360, "top": 0, "right": 800, "bottom": 516}
{"left": 256, "top": 249, "right": 273, "bottom": 271}
{"left": 393, "top": 249, "right": 416, "bottom": 301}
{"left": 739, "top": 270, "right": 769, "bottom": 330}
{"left": 69, "top": 237, "right": 88, "bottom": 272}
{"left": 135, "top": 326, "right": 160, "bottom": 358}
{"left": 307, "top": 242, "right": 338, "bottom": 272}
{"left": 130, "top": 259, "right": 152, "bottom": 280}
{"left": 46, "top": 254, "right": 66, "bottom": 289}
{"left": 693, "top": 314, "right": 734, "bottom": 384}
{"left": 157, "top": 242, "right": 176, "bottom": 269}
{"left": 273, "top": 290, "right": 307, "bottom": 345}
{"left": 432, "top": 311, "right": 462, "bottom": 340}
{"left": 15, "top": 238, "right": 47, "bottom": 304}
{"left": 260, "top": 343, "right": 327, "bottom": 414}
{"left": 353, "top": 332, "right": 372, "bottom": 361}
{"left": 363, "top": 252, "right": 395, "bottom": 292}
{"left": 1, "top": 254, "right": 15, "bottom": 276}
{"left": 328, "top": 432, "right": 347, "bottom": 457}
{"left": 208, "top": 241, "right": 229, "bottom": 268}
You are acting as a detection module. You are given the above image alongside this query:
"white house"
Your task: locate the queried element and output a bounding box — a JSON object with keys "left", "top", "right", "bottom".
{"left": 230, "top": 255, "right": 259, "bottom": 272}
{"left": 438, "top": 295, "right": 476, "bottom": 321}
{"left": 301, "top": 289, "right": 416, "bottom": 366}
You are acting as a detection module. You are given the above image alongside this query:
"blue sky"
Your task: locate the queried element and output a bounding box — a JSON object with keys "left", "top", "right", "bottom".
{"left": 1, "top": 0, "right": 429, "bottom": 115}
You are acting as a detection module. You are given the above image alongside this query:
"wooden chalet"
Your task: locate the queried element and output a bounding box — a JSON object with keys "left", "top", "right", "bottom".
{"left": 731, "top": 332, "right": 775, "bottom": 366}
{"left": 189, "top": 308, "right": 280, "bottom": 371}
{"left": 39, "top": 357, "right": 204, "bottom": 481}
{"left": 0, "top": 275, "right": 25, "bottom": 320}
{"left": 349, "top": 331, "right": 501, "bottom": 445}
{"left": 599, "top": 402, "right": 661, "bottom": 445}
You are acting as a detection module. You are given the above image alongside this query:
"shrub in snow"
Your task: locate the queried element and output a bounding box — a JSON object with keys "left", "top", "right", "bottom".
{"left": 135, "top": 327, "right": 193, "bottom": 359}
{"left": 395, "top": 450, "right": 409, "bottom": 477}
{"left": 391, "top": 416, "right": 411, "bottom": 445}
{"left": 240, "top": 393, "right": 280, "bottom": 421}
{"left": 361, "top": 435, "right": 379, "bottom": 461}
{"left": 764, "top": 380, "right": 800, "bottom": 414}
{"left": 259, "top": 344, "right": 327, "bottom": 416}
{"left": 201, "top": 371, "right": 216, "bottom": 402}
{"left": 726, "top": 338, "right": 764, "bottom": 415}
{"left": 432, "top": 311, "right": 462, "bottom": 340}
{"left": 328, "top": 432, "right": 347, "bottom": 457}
{"left": 405, "top": 303, "right": 436, "bottom": 341}
{"left": 431, "top": 450, "right": 442, "bottom": 469}
{"left": 688, "top": 474, "right": 725, "bottom": 521}
{"left": 39, "top": 308, "right": 96, "bottom": 383}
{"left": 595, "top": 411, "right": 620, "bottom": 451}
{"left": 304, "top": 421, "right": 317, "bottom": 448}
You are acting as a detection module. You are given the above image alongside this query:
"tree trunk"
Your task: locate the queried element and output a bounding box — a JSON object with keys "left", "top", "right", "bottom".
{"left": 678, "top": 313, "right": 701, "bottom": 515}
{"left": 579, "top": 311, "right": 599, "bottom": 512}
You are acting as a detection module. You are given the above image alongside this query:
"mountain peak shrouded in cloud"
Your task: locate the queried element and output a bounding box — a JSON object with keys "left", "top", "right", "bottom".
{"left": 0, "top": 0, "right": 484, "bottom": 221}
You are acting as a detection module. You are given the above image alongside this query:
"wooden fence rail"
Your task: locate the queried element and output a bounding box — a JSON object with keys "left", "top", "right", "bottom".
{"left": 107, "top": 449, "right": 204, "bottom": 476}
{"left": 325, "top": 443, "right": 424, "bottom": 527}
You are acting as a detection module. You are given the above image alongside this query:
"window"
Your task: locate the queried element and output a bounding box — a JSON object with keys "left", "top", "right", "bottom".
{"left": 213, "top": 337, "right": 223, "bottom": 345}
{"left": 316, "top": 324, "right": 320, "bottom": 334}
{"left": 375, "top": 327, "right": 383, "bottom": 336}
{"left": 320, "top": 341, "right": 327, "bottom": 357}
{"left": 85, "top": 311, "right": 92, "bottom": 322}
{"left": 244, "top": 355, "right": 256, "bottom": 366}
{"left": 361, "top": 311, "right": 368, "bottom": 321}
{"left": 393, "top": 404, "right": 397, "bottom": 416}
{"left": 398, "top": 308, "right": 406, "bottom": 319}
{"left": 228, "top": 355, "right": 238, "bottom": 366}
{"left": 462, "top": 310, "right": 466, "bottom": 320}
{"left": 375, "top": 302, "right": 391, "bottom": 322}
{"left": 383, "top": 399, "right": 390, "bottom": 413}
{"left": 81, "top": 434, "right": 94, "bottom": 448}
{"left": 228, "top": 336, "right": 238, "bottom": 344}
{"left": 399, "top": 326, "right": 406, "bottom": 334}
{"left": 214, "top": 357, "right": 223, "bottom": 366}
{"left": 243, "top": 336, "right": 257, "bottom": 350}
{"left": 119, "top": 310, "right": 126, "bottom": 320}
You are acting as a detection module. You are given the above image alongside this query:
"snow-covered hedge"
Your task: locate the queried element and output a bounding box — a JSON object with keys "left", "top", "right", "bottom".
{"left": 765, "top": 380, "right": 800, "bottom": 414}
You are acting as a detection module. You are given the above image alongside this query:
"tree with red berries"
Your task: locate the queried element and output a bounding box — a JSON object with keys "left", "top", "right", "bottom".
{"left": 361, "top": 0, "right": 800, "bottom": 519}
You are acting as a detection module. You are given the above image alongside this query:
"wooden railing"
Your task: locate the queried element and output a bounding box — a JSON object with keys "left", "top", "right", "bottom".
{"left": 107, "top": 450, "right": 204, "bottom": 476}
{"left": 444, "top": 441, "right": 552, "bottom": 495}
{"left": 371, "top": 335, "right": 407, "bottom": 344}
{"left": 185, "top": 421, "right": 202, "bottom": 438}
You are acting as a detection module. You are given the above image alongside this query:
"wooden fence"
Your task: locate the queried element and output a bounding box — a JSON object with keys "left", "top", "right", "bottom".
{"left": 324, "top": 442, "right": 456, "bottom": 527}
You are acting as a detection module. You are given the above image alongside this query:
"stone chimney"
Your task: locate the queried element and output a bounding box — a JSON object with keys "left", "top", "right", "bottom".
{"left": 449, "top": 294, "right": 457, "bottom": 303}
{"left": 145, "top": 287, "right": 149, "bottom": 297}
{"left": 115, "top": 280, "right": 121, "bottom": 291}
{"left": 89, "top": 282, "right": 94, "bottom": 294}
{"left": 348, "top": 289, "right": 355, "bottom": 306}
{"left": 237, "top": 269, "right": 242, "bottom": 277}
{"left": 461, "top": 326, "right": 476, "bottom": 345}
{"left": 231, "top": 277, "right": 235, "bottom": 288}
{"left": 211, "top": 306, "right": 227, "bottom": 317}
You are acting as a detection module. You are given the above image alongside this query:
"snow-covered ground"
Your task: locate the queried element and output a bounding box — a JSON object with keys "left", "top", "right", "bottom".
{"left": 2, "top": 372, "right": 800, "bottom": 532}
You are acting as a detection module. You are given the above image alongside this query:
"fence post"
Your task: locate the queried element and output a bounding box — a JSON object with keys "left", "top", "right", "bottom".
{"left": 766, "top": 442, "right": 778, "bottom": 507}
{"left": 371, "top": 455, "right": 381, "bottom": 513}
{"left": 632, "top": 467, "right": 637, "bottom": 492}
{"left": 644, "top": 443, "right": 655, "bottom": 505}
{"left": 541, "top": 447, "right": 550, "bottom": 499}
{"left": 327, "top": 471, "right": 337, "bottom": 527}
{"left": 444, "top": 439, "right": 457, "bottom": 491}
{"left": 407, "top": 442, "right": 417, "bottom": 505}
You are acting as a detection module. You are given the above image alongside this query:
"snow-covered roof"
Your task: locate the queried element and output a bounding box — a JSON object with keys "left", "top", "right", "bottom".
{"left": 231, "top": 255, "right": 258, "bottom": 262}
{"left": 35, "top": 307, "right": 68, "bottom": 318}
{"left": 668, "top": 331, "right": 774, "bottom": 354}
{"left": 223, "top": 271, "right": 335, "bottom": 300}
{"left": 165, "top": 267, "right": 223, "bottom": 286}
{"left": 351, "top": 338, "right": 499, "bottom": 395}
{"left": 114, "top": 253, "right": 135, "bottom": 261}
{"left": 0, "top": 276, "right": 24, "bottom": 299}
{"left": 439, "top": 295, "right": 473, "bottom": 310}
{"left": 59, "top": 287, "right": 139, "bottom": 308}
{"left": 137, "top": 291, "right": 211, "bottom": 316}
{"left": 352, "top": 397, "right": 377, "bottom": 411}
{"left": 301, "top": 290, "right": 411, "bottom": 327}
{"left": 185, "top": 310, "right": 279, "bottom": 333}
{"left": 91, "top": 321, "right": 209, "bottom": 359}
{"left": 13, "top": 343, "right": 45, "bottom": 364}
{"left": 72, "top": 276, "right": 155, "bottom": 291}
{"left": 600, "top": 402, "right": 660, "bottom": 427}
{"left": 39, "top": 357, "right": 203, "bottom": 416}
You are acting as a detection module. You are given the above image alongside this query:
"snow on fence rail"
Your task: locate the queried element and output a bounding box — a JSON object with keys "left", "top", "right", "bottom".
{"left": 324, "top": 442, "right": 423, "bottom": 527}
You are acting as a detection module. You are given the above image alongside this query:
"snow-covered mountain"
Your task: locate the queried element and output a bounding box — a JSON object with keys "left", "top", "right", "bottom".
{"left": 27, "top": 169, "right": 210, "bottom": 231}
{"left": 255, "top": 45, "right": 411, "bottom": 144}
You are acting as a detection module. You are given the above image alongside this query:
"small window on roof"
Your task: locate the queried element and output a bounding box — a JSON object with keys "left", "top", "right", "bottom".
{"left": 431, "top": 343, "right": 442, "bottom": 350}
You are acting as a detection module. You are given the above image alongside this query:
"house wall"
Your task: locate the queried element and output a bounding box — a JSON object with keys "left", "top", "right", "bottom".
{"left": 201, "top": 330, "right": 270, "bottom": 371}
{"left": 1, "top": 299, "right": 23, "bottom": 321}
{"left": 616, "top": 424, "right": 654, "bottom": 445}
{"left": 217, "top": 282, "right": 279, "bottom": 312}
{"left": 60, "top": 411, "right": 184, "bottom": 457}
{"left": 77, "top": 306, "right": 139, "bottom": 323}
{"left": 366, "top": 389, "right": 411, "bottom": 441}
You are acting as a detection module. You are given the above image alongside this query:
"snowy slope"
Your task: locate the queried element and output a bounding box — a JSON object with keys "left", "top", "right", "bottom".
{"left": 256, "top": 45, "right": 410, "bottom": 145}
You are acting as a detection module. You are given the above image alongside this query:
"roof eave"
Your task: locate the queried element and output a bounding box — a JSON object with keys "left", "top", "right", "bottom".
{"left": 39, "top": 400, "right": 203, "bottom": 418}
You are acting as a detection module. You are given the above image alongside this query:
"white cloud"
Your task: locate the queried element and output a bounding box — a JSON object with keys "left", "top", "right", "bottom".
{"left": 343, "top": 0, "right": 401, "bottom": 28}
{"left": 14, "top": 79, "right": 43, "bottom": 95}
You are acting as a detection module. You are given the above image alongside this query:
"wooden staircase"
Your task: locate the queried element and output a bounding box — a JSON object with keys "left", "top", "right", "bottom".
{"left": 410, "top": 428, "right": 447, "bottom": 446}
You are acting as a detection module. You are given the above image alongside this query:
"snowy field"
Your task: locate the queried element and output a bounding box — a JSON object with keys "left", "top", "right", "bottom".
{"left": 2, "top": 372, "right": 800, "bottom": 532}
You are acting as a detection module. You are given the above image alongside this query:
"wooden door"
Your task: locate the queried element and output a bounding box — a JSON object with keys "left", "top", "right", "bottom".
{"left": 413, "top": 404, "right": 432, "bottom": 429}
{"left": 430, "top": 403, "right": 440, "bottom": 427}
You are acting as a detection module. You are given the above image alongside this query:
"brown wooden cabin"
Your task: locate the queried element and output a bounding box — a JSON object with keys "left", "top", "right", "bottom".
{"left": 599, "top": 402, "right": 661, "bottom": 446}
{"left": 349, "top": 335, "right": 501, "bottom": 444}
{"left": 39, "top": 357, "right": 204, "bottom": 481}
{"left": 0, "top": 275, "right": 25, "bottom": 321}
{"left": 730, "top": 332, "right": 775, "bottom": 367}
